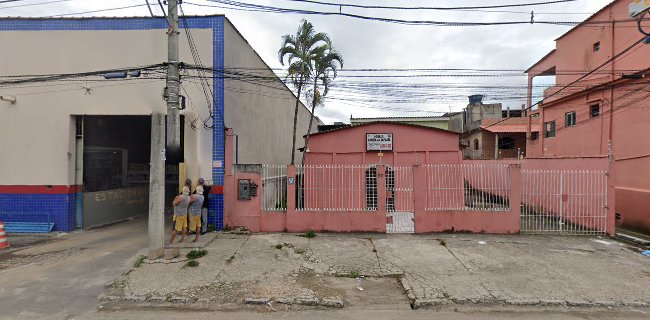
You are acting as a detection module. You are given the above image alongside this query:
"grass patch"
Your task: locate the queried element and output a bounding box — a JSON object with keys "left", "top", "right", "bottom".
{"left": 186, "top": 248, "right": 208, "bottom": 259}
{"left": 133, "top": 255, "right": 146, "bottom": 268}
{"left": 298, "top": 230, "right": 317, "bottom": 238}
{"left": 274, "top": 243, "right": 284, "bottom": 249}
{"left": 337, "top": 270, "right": 361, "bottom": 278}
{"left": 350, "top": 270, "right": 361, "bottom": 278}
{"left": 184, "top": 259, "right": 199, "bottom": 268}
{"left": 206, "top": 224, "right": 216, "bottom": 232}
{"left": 438, "top": 239, "right": 447, "bottom": 246}
{"left": 222, "top": 224, "right": 232, "bottom": 232}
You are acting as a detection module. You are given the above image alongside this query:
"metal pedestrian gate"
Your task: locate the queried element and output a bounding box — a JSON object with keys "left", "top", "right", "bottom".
{"left": 521, "top": 170, "right": 608, "bottom": 235}
{"left": 386, "top": 166, "right": 415, "bottom": 234}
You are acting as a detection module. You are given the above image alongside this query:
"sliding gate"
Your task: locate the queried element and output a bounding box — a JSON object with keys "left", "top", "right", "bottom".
{"left": 521, "top": 169, "right": 608, "bottom": 235}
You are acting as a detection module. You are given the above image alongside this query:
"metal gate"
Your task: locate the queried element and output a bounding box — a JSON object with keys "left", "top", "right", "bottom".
{"left": 521, "top": 170, "right": 608, "bottom": 235}
{"left": 386, "top": 166, "right": 415, "bottom": 234}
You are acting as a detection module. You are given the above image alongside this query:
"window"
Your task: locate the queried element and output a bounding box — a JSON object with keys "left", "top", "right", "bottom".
{"left": 530, "top": 131, "right": 539, "bottom": 141}
{"left": 593, "top": 42, "right": 600, "bottom": 52}
{"left": 473, "top": 139, "right": 480, "bottom": 150}
{"left": 498, "top": 137, "right": 516, "bottom": 150}
{"left": 544, "top": 121, "right": 556, "bottom": 138}
{"left": 365, "top": 167, "right": 377, "bottom": 210}
{"left": 590, "top": 104, "right": 600, "bottom": 117}
{"left": 565, "top": 111, "right": 576, "bottom": 127}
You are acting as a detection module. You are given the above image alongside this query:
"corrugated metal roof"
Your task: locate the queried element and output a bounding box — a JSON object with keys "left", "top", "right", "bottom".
{"left": 480, "top": 117, "right": 540, "bottom": 133}
{"left": 307, "top": 121, "right": 458, "bottom": 137}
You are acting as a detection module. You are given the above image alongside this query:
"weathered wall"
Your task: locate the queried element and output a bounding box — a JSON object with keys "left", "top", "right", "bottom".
{"left": 305, "top": 123, "right": 462, "bottom": 166}
{"left": 0, "top": 24, "right": 214, "bottom": 186}
{"left": 223, "top": 20, "right": 320, "bottom": 165}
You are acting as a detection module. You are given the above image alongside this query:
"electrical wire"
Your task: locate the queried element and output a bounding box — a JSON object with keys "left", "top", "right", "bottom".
{"left": 0, "top": 0, "right": 70, "bottom": 10}
{"left": 279, "top": 0, "right": 579, "bottom": 11}
{"left": 44, "top": 3, "right": 149, "bottom": 17}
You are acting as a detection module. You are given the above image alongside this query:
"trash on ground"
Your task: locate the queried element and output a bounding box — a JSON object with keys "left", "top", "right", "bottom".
{"left": 641, "top": 250, "right": 650, "bottom": 256}
{"left": 478, "top": 241, "right": 487, "bottom": 245}
{"left": 357, "top": 287, "right": 364, "bottom": 291}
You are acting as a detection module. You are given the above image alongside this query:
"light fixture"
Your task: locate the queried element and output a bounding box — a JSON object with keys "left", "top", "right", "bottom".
{"left": 0, "top": 96, "right": 17, "bottom": 104}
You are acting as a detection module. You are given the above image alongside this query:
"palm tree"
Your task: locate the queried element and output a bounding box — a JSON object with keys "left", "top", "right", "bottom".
{"left": 278, "top": 19, "right": 332, "bottom": 165}
{"left": 301, "top": 48, "right": 343, "bottom": 165}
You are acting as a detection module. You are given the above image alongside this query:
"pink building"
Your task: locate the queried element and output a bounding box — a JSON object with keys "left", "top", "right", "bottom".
{"left": 304, "top": 121, "right": 462, "bottom": 166}
{"left": 526, "top": 0, "right": 650, "bottom": 234}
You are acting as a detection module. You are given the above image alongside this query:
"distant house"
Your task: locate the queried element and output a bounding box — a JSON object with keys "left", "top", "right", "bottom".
{"left": 524, "top": 0, "right": 650, "bottom": 234}
{"left": 350, "top": 115, "right": 450, "bottom": 130}
{"left": 448, "top": 95, "right": 534, "bottom": 159}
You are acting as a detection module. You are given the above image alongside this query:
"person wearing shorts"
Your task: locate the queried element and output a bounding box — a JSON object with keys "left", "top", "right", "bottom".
{"left": 188, "top": 186, "right": 204, "bottom": 243}
{"left": 169, "top": 186, "right": 190, "bottom": 244}
{"left": 197, "top": 178, "right": 211, "bottom": 234}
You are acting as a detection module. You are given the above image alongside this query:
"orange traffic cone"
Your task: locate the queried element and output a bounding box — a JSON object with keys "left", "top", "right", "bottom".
{"left": 0, "top": 221, "right": 10, "bottom": 249}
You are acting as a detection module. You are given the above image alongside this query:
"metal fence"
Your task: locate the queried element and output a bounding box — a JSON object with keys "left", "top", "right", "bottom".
{"left": 296, "top": 165, "right": 374, "bottom": 211}
{"left": 521, "top": 170, "right": 608, "bottom": 235}
{"left": 424, "top": 164, "right": 511, "bottom": 211}
{"left": 386, "top": 166, "right": 414, "bottom": 213}
{"left": 262, "top": 165, "right": 287, "bottom": 211}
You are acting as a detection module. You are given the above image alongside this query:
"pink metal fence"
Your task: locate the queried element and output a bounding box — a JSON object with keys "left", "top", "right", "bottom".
{"left": 521, "top": 170, "right": 608, "bottom": 235}
{"left": 424, "top": 164, "right": 511, "bottom": 211}
{"left": 296, "top": 165, "right": 373, "bottom": 212}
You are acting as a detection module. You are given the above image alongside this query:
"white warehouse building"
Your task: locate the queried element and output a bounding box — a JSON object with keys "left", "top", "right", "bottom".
{"left": 0, "top": 15, "right": 319, "bottom": 231}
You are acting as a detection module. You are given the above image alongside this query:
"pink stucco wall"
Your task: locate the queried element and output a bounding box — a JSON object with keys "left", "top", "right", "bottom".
{"left": 526, "top": 0, "right": 648, "bottom": 233}
{"left": 305, "top": 122, "right": 462, "bottom": 166}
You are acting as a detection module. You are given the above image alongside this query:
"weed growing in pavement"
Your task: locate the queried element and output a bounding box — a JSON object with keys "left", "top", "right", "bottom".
{"left": 294, "top": 248, "right": 306, "bottom": 254}
{"left": 274, "top": 244, "right": 284, "bottom": 249}
{"left": 186, "top": 248, "right": 208, "bottom": 259}
{"left": 350, "top": 271, "right": 361, "bottom": 278}
{"left": 336, "top": 270, "right": 361, "bottom": 278}
{"left": 185, "top": 259, "right": 199, "bottom": 268}
{"left": 438, "top": 239, "right": 447, "bottom": 246}
{"left": 298, "top": 230, "right": 317, "bottom": 238}
{"left": 222, "top": 224, "right": 232, "bottom": 232}
{"left": 226, "top": 254, "right": 236, "bottom": 263}
{"left": 134, "top": 255, "right": 146, "bottom": 268}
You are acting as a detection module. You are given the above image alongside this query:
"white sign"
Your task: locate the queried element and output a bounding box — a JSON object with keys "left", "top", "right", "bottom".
{"left": 212, "top": 160, "right": 222, "bottom": 168}
{"left": 288, "top": 177, "right": 295, "bottom": 185}
{"left": 629, "top": 0, "right": 650, "bottom": 17}
{"left": 366, "top": 133, "right": 393, "bottom": 151}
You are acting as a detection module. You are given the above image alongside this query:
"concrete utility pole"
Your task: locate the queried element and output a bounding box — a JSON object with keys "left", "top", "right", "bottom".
{"left": 149, "top": 0, "right": 181, "bottom": 258}
{"left": 166, "top": 0, "right": 182, "bottom": 153}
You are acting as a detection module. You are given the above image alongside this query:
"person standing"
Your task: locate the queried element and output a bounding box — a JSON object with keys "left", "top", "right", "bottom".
{"left": 169, "top": 186, "right": 190, "bottom": 245}
{"left": 197, "top": 178, "right": 211, "bottom": 234}
{"left": 188, "top": 186, "right": 204, "bottom": 242}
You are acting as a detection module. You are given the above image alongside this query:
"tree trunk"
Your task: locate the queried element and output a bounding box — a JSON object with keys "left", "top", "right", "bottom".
{"left": 290, "top": 77, "right": 304, "bottom": 165}
{"left": 301, "top": 81, "right": 319, "bottom": 166}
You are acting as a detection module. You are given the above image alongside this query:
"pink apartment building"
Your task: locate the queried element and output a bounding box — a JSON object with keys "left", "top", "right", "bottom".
{"left": 526, "top": 0, "right": 650, "bottom": 233}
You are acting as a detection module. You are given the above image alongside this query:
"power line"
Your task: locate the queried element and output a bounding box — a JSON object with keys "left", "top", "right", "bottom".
{"left": 145, "top": 0, "right": 155, "bottom": 17}
{"left": 279, "top": 0, "right": 578, "bottom": 11}
{"left": 0, "top": 0, "right": 70, "bottom": 10}
{"left": 187, "top": 0, "right": 635, "bottom": 27}
{"left": 44, "top": 3, "right": 149, "bottom": 17}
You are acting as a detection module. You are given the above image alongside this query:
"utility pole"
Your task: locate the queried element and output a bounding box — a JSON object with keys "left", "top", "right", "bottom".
{"left": 149, "top": 0, "right": 181, "bottom": 258}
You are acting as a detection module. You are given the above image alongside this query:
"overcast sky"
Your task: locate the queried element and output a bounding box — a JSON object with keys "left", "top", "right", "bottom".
{"left": 1, "top": 0, "right": 615, "bottom": 124}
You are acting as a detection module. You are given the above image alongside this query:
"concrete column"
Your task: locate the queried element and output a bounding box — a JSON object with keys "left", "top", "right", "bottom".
{"left": 148, "top": 112, "right": 165, "bottom": 259}
{"left": 606, "top": 164, "right": 616, "bottom": 236}
{"left": 508, "top": 164, "right": 522, "bottom": 234}
{"left": 377, "top": 165, "right": 387, "bottom": 217}
{"left": 223, "top": 129, "right": 235, "bottom": 228}
{"left": 495, "top": 134, "right": 499, "bottom": 159}
{"left": 412, "top": 164, "right": 426, "bottom": 233}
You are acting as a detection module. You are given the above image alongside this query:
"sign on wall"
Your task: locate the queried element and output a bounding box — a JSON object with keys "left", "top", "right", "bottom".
{"left": 366, "top": 133, "right": 393, "bottom": 151}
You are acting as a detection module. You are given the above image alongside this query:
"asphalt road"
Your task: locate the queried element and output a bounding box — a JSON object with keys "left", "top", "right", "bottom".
{"left": 0, "top": 218, "right": 148, "bottom": 320}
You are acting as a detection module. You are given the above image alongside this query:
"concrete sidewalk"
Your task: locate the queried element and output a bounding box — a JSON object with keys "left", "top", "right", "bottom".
{"left": 102, "top": 232, "right": 650, "bottom": 311}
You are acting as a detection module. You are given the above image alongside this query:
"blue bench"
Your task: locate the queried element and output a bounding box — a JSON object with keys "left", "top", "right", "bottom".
{"left": 4, "top": 222, "right": 55, "bottom": 233}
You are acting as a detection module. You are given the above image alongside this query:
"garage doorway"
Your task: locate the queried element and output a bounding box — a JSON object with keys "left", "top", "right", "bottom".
{"left": 78, "top": 115, "right": 181, "bottom": 228}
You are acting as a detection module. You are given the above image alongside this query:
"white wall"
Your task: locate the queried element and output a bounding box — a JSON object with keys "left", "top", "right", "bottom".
{"left": 223, "top": 19, "right": 322, "bottom": 165}
{"left": 0, "top": 26, "right": 214, "bottom": 185}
